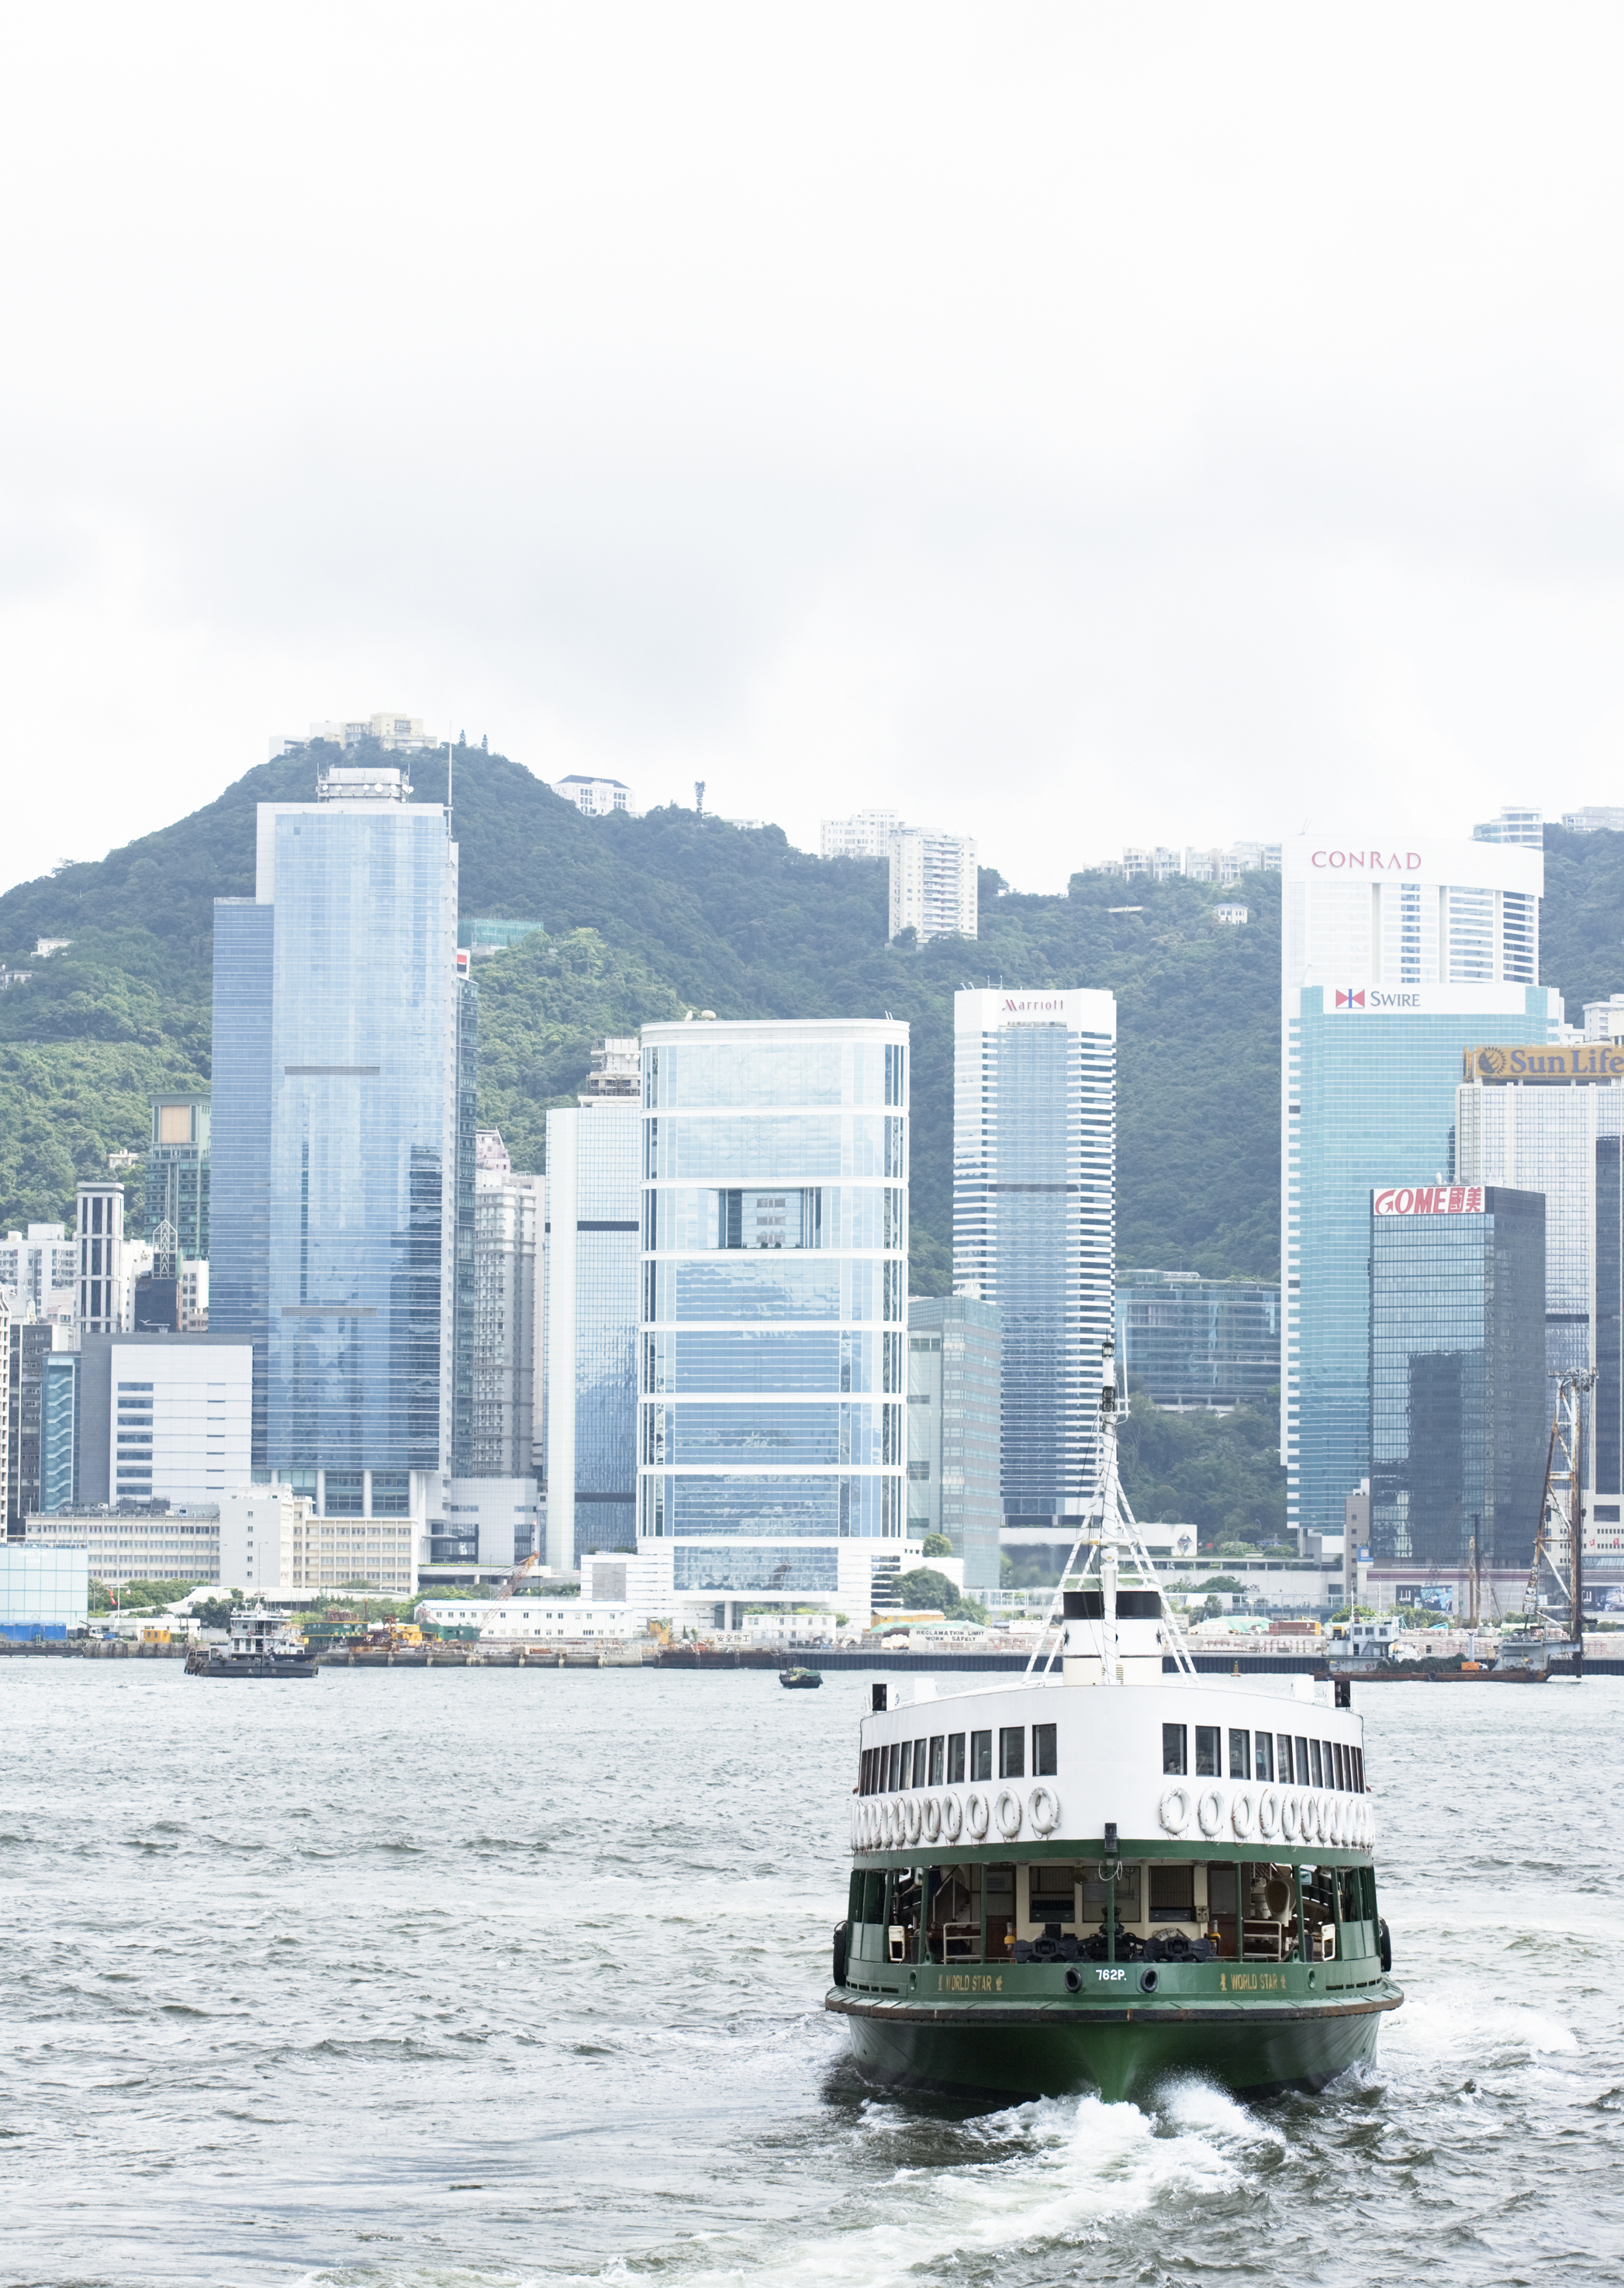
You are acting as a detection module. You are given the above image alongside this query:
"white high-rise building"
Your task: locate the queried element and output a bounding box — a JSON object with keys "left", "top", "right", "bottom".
{"left": 75, "top": 1183, "right": 136, "bottom": 1335}
{"left": 472, "top": 1133, "right": 542, "bottom": 1479}
{"left": 953, "top": 990, "right": 1117, "bottom": 1551}
{"left": 889, "top": 829, "right": 978, "bottom": 943}
{"left": 821, "top": 810, "right": 904, "bottom": 860}
{"left": 0, "top": 1224, "right": 76, "bottom": 1321}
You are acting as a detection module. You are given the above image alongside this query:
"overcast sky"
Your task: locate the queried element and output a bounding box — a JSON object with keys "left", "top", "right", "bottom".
{"left": 4, "top": 4, "right": 1624, "bottom": 898}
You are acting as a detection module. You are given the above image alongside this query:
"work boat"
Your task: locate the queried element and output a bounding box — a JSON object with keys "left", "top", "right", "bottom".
{"left": 827, "top": 1343, "right": 1401, "bottom": 2104}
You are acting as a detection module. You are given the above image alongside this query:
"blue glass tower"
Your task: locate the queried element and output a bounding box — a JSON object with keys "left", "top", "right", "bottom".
{"left": 638, "top": 1018, "right": 909, "bottom": 1622}
{"left": 544, "top": 1102, "right": 642, "bottom": 1570}
{"left": 211, "top": 763, "right": 457, "bottom": 1545}
{"left": 953, "top": 990, "right": 1117, "bottom": 1546}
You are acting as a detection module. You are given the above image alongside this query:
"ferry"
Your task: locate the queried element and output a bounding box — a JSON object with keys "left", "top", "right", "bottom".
{"left": 185, "top": 1603, "right": 317, "bottom": 1679}
{"left": 827, "top": 1343, "right": 1401, "bottom": 2104}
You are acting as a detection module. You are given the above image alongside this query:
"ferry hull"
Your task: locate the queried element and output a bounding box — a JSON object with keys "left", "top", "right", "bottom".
{"left": 828, "top": 1989, "right": 1398, "bottom": 2106}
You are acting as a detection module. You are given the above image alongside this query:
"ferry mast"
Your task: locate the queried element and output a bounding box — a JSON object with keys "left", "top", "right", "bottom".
{"left": 1525, "top": 1368, "right": 1592, "bottom": 1675}
{"left": 1026, "top": 1339, "right": 1196, "bottom": 1681}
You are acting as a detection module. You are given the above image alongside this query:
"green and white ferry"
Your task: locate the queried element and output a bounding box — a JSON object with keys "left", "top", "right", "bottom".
{"left": 827, "top": 1343, "right": 1401, "bottom": 2104}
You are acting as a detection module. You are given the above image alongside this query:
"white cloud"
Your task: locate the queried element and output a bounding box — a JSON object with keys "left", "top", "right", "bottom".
{"left": 4, "top": 2, "right": 1624, "bottom": 895}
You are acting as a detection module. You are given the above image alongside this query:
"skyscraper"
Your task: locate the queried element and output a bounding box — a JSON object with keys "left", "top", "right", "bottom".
{"left": 1368, "top": 1184, "right": 1546, "bottom": 1588}
{"left": 544, "top": 1097, "right": 641, "bottom": 1571}
{"left": 144, "top": 1093, "right": 210, "bottom": 1260}
{"left": 1282, "top": 828, "right": 1559, "bottom": 1545}
{"left": 953, "top": 990, "right": 1116, "bottom": 1560}
{"left": 211, "top": 760, "right": 458, "bottom": 1563}
{"left": 638, "top": 1017, "right": 909, "bottom": 1628}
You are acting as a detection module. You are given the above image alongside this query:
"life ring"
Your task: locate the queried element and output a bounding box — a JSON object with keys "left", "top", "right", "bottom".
{"left": 904, "top": 1796, "right": 923, "bottom": 1846}
{"left": 1159, "top": 1784, "right": 1193, "bottom": 1836}
{"left": 1258, "top": 1785, "right": 1280, "bottom": 1840}
{"left": 1230, "top": 1787, "right": 1256, "bottom": 1840}
{"left": 1314, "top": 1795, "right": 1329, "bottom": 1844}
{"left": 857, "top": 1802, "right": 871, "bottom": 1850}
{"left": 1331, "top": 1799, "right": 1346, "bottom": 1848}
{"left": 942, "top": 1791, "right": 963, "bottom": 1842}
{"left": 966, "top": 1789, "right": 990, "bottom": 1841}
{"left": 1197, "top": 1785, "right": 1226, "bottom": 1838}
{"left": 923, "top": 1794, "right": 942, "bottom": 1844}
{"left": 1281, "top": 1791, "right": 1300, "bottom": 1843}
{"left": 995, "top": 1788, "right": 1024, "bottom": 1840}
{"left": 888, "top": 1799, "right": 906, "bottom": 1847}
{"left": 1028, "top": 1784, "right": 1061, "bottom": 1836}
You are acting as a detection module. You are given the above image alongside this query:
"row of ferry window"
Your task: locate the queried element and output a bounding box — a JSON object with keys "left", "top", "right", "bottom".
{"left": 860, "top": 1724, "right": 1058, "bottom": 1794}
{"left": 1163, "top": 1722, "right": 1364, "bottom": 1793}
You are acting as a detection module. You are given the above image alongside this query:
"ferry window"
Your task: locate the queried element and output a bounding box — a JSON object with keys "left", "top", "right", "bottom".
{"left": 1353, "top": 1746, "right": 1365, "bottom": 1792}
{"left": 1338, "top": 1869, "right": 1361, "bottom": 1923}
{"left": 1254, "top": 1733, "right": 1274, "bottom": 1783}
{"left": 1228, "top": 1728, "right": 1250, "bottom": 1780}
{"left": 948, "top": 1733, "right": 966, "bottom": 1784}
{"left": 887, "top": 1741, "right": 902, "bottom": 1792}
{"left": 1360, "top": 1866, "right": 1378, "bottom": 1918}
{"left": 848, "top": 1872, "right": 864, "bottom": 1920}
{"left": 1000, "top": 1726, "right": 1025, "bottom": 1779}
{"left": 1309, "top": 1740, "right": 1323, "bottom": 1788}
{"left": 928, "top": 1735, "right": 945, "bottom": 1787}
{"left": 1334, "top": 1743, "right": 1347, "bottom": 1792}
{"left": 862, "top": 1871, "right": 886, "bottom": 1921}
{"left": 971, "top": 1730, "right": 992, "bottom": 1782}
{"left": 1323, "top": 1741, "right": 1336, "bottom": 1789}
{"left": 912, "top": 1740, "right": 927, "bottom": 1788}
{"left": 1277, "top": 1736, "right": 1294, "bottom": 1785}
{"left": 1295, "top": 1736, "right": 1311, "bottom": 1787}
{"left": 1195, "top": 1725, "right": 1221, "bottom": 1778}
{"left": 1149, "top": 1864, "right": 1196, "bottom": 1921}
{"left": 1163, "top": 1723, "right": 1187, "bottom": 1776}
{"left": 985, "top": 1864, "right": 1016, "bottom": 1958}
{"left": 1028, "top": 1863, "right": 1076, "bottom": 1925}
{"left": 1207, "top": 1862, "right": 1239, "bottom": 1954}
{"left": 1032, "top": 1723, "right": 1057, "bottom": 1778}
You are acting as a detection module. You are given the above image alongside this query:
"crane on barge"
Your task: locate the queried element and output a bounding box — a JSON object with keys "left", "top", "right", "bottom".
{"left": 1522, "top": 1368, "right": 1593, "bottom": 1675}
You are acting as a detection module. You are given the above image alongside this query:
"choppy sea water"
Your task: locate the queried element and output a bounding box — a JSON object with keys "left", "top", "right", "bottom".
{"left": 1, "top": 1664, "right": 1621, "bottom": 2287}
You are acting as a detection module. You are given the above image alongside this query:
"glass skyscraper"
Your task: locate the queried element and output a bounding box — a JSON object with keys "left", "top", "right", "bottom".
{"left": 1115, "top": 1270, "right": 1280, "bottom": 1411}
{"left": 1282, "top": 828, "right": 1558, "bottom": 1543}
{"left": 211, "top": 763, "right": 457, "bottom": 1546}
{"left": 144, "top": 1094, "right": 210, "bottom": 1257}
{"left": 953, "top": 990, "right": 1116, "bottom": 1545}
{"left": 544, "top": 1101, "right": 642, "bottom": 1570}
{"left": 638, "top": 1018, "right": 909, "bottom": 1623}
{"left": 1368, "top": 1184, "right": 1546, "bottom": 1578}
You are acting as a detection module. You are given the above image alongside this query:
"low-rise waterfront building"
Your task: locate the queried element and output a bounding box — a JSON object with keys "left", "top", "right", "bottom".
{"left": 0, "top": 1544, "right": 89, "bottom": 1638}
{"left": 24, "top": 1509, "right": 220, "bottom": 1588}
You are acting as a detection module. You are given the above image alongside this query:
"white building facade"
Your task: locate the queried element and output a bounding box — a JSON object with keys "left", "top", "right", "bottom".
{"left": 0, "top": 1223, "right": 76, "bottom": 1321}
{"left": 889, "top": 829, "right": 978, "bottom": 942}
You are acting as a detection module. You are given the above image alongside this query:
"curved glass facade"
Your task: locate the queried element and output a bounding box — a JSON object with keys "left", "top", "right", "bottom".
{"left": 639, "top": 1021, "right": 908, "bottom": 1601}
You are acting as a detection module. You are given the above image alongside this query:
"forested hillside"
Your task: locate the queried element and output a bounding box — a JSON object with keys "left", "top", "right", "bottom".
{"left": 5, "top": 741, "right": 1619, "bottom": 1293}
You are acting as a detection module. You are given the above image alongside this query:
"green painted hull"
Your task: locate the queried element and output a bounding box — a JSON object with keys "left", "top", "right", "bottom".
{"left": 828, "top": 1978, "right": 1401, "bottom": 2105}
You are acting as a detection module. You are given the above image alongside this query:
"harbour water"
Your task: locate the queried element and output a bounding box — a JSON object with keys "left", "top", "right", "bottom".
{"left": 2, "top": 1664, "right": 1622, "bottom": 2286}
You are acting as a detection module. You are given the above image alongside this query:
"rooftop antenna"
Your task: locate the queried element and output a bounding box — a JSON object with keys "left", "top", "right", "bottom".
{"left": 447, "top": 723, "right": 454, "bottom": 838}
{"left": 695, "top": 779, "right": 706, "bottom": 817}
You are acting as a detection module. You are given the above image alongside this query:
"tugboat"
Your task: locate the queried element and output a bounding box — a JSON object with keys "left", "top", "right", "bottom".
{"left": 185, "top": 1603, "right": 317, "bottom": 1679}
{"left": 781, "top": 1665, "right": 824, "bottom": 1690}
{"left": 826, "top": 1342, "right": 1401, "bottom": 2103}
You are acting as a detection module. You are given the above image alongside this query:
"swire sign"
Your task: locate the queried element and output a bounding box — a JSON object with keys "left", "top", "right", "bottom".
{"left": 1332, "top": 987, "right": 1422, "bottom": 1011}
{"left": 1465, "top": 1043, "right": 1624, "bottom": 1084}
{"left": 1373, "top": 1186, "right": 1484, "bottom": 1217}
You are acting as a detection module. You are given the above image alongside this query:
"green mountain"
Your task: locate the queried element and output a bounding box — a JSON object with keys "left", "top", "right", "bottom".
{"left": 0, "top": 740, "right": 1285, "bottom": 1290}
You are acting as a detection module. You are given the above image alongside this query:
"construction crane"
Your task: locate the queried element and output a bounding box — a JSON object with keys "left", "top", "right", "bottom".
{"left": 1523, "top": 1369, "right": 1594, "bottom": 1675}
{"left": 496, "top": 1551, "right": 541, "bottom": 1601}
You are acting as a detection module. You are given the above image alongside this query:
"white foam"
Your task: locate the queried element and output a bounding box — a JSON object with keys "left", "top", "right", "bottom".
{"left": 642, "top": 2092, "right": 1246, "bottom": 2288}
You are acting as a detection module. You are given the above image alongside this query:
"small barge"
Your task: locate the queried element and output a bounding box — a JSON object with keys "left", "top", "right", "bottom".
{"left": 827, "top": 1343, "right": 1400, "bottom": 2104}
{"left": 185, "top": 1604, "right": 317, "bottom": 1679}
